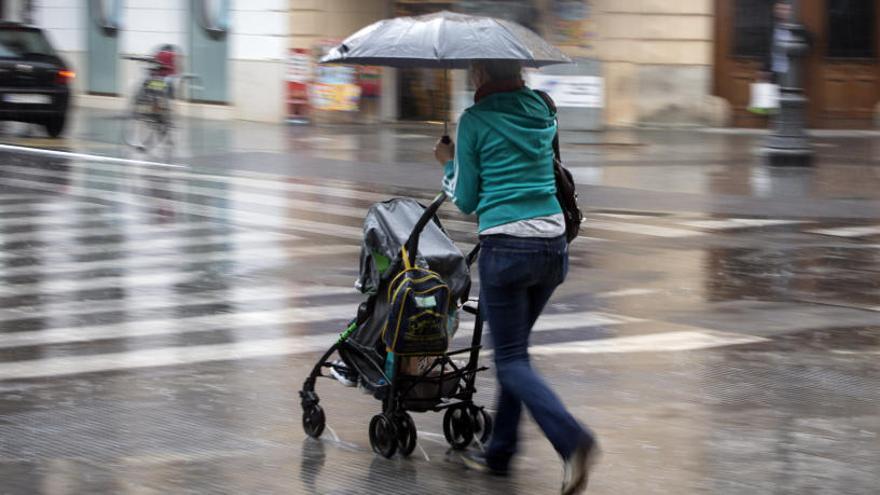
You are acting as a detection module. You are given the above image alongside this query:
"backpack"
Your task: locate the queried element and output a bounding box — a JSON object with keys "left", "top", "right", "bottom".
{"left": 382, "top": 246, "right": 451, "bottom": 356}
{"left": 533, "top": 89, "right": 585, "bottom": 243}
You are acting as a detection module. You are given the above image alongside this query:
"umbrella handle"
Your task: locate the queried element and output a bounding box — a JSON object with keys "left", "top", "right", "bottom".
{"left": 441, "top": 135, "right": 451, "bottom": 144}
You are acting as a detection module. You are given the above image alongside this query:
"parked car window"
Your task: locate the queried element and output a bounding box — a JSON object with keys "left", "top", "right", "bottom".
{"left": 0, "top": 29, "right": 56, "bottom": 59}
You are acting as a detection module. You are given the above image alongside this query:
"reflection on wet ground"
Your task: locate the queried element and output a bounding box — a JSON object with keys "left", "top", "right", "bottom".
{"left": 0, "top": 115, "right": 878, "bottom": 493}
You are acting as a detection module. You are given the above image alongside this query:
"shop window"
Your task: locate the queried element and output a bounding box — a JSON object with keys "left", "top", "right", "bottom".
{"left": 827, "top": 0, "right": 876, "bottom": 58}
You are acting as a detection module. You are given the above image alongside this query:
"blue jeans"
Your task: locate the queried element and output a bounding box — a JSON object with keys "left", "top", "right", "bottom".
{"left": 478, "top": 234, "right": 592, "bottom": 469}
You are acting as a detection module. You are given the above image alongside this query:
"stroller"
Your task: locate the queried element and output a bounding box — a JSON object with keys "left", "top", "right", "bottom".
{"left": 299, "top": 194, "right": 492, "bottom": 458}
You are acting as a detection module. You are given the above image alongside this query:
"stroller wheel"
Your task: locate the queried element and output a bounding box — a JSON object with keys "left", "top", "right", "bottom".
{"left": 443, "top": 404, "right": 474, "bottom": 450}
{"left": 470, "top": 406, "right": 493, "bottom": 445}
{"left": 395, "top": 412, "right": 418, "bottom": 457}
{"left": 302, "top": 404, "right": 326, "bottom": 438}
{"left": 369, "top": 413, "right": 399, "bottom": 458}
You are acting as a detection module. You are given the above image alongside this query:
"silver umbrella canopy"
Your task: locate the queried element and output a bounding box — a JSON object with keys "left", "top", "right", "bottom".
{"left": 320, "top": 10, "right": 571, "bottom": 68}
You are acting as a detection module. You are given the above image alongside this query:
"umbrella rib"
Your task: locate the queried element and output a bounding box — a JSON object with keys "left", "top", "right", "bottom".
{"left": 496, "top": 20, "right": 535, "bottom": 60}
{"left": 433, "top": 16, "right": 442, "bottom": 62}
{"left": 466, "top": 18, "right": 483, "bottom": 64}
{"left": 392, "top": 18, "right": 419, "bottom": 62}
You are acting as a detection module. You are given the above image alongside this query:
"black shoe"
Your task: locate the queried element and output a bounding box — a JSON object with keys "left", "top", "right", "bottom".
{"left": 460, "top": 450, "right": 509, "bottom": 477}
{"left": 561, "top": 438, "right": 600, "bottom": 495}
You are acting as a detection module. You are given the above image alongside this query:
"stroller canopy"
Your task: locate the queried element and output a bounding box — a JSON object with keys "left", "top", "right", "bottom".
{"left": 357, "top": 198, "right": 470, "bottom": 302}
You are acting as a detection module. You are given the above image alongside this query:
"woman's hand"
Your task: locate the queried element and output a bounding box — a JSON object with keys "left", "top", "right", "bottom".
{"left": 434, "top": 138, "right": 455, "bottom": 165}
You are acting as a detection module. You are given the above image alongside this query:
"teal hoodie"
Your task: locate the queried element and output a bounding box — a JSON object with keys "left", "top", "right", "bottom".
{"left": 442, "top": 87, "right": 561, "bottom": 232}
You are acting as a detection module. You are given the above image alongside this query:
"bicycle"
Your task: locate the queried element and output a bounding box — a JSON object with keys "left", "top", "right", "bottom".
{"left": 120, "top": 55, "right": 200, "bottom": 155}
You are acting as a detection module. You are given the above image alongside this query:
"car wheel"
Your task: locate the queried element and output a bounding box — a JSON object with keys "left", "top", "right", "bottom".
{"left": 44, "top": 115, "right": 66, "bottom": 138}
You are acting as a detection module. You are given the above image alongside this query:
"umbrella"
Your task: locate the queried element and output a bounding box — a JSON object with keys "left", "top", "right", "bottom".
{"left": 320, "top": 10, "right": 571, "bottom": 139}
{"left": 320, "top": 10, "right": 571, "bottom": 69}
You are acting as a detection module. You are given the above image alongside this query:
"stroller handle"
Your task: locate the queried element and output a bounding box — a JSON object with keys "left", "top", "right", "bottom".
{"left": 403, "top": 192, "right": 448, "bottom": 267}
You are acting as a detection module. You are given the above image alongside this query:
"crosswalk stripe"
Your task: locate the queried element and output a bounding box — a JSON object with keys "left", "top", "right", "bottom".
{"left": 0, "top": 271, "right": 196, "bottom": 297}
{"left": 453, "top": 311, "right": 643, "bottom": 341}
{"left": 0, "top": 194, "right": 52, "bottom": 203}
{"left": 594, "top": 212, "right": 657, "bottom": 219}
{"left": 0, "top": 210, "right": 134, "bottom": 228}
{"left": 595, "top": 288, "right": 659, "bottom": 298}
{"left": 530, "top": 330, "right": 767, "bottom": 355}
{"left": 3, "top": 156, "right": 440, "bottom": 212}
{"left": 0, "top": 327, "right": 769, "bottom": 381}
{"left": 0, "top": 296, "right": 647, "bottom": 353}
{"left": 4, "top": 155, "right": 450, "bottom": 214}
{"left": 0, "top": 172, "right": 364, "bottom": 240}
{"left": 0, "top": 163, "right": 476, "bottom": 237}
{"left": 8, "top": 160, "right": 687, "bottom": 243}
{"left": 2, "top": 155, "right": 495, "bottom": 230}
{"left": 0, "top": 242, "right": 355, "bottom": 294}
{"left": 0, "top": 231, "right": 288, "bottom": 261}
{"left": 0, "top": 221, "right": 219, "bottom": 245}
{"left": 0, "top": 334, "right": 336, "bottom": 380}
{"left": 5, "top": 164, "right": 690, "bottom": 242}
{"left": 0, "top": 201, "right": 103, "bottom": 215}
{"left": 535, "top": 311, "right": 644, "bottom": 328}
{"left": 0, "top": 284, "right": 359, "bottom": 322}
{"left": 807, "top": 225, "right": 880, "bottom": 238}
{"left": 584, "top": 220, "right": 703, "bottom": 238}
{"left": 0, "top": 143, "right": 188, "bottom": 168}
{"left": 0, "top": 243, "right": 360, "bottom": 279}
{"left": 682, "top": 218, "right": 805, "bottom": 230}
{"left": 0, "top": 303, "right": 357, "bottom": 349}
{"left": 213, "top": 173, "right": 464, "bottom": 217}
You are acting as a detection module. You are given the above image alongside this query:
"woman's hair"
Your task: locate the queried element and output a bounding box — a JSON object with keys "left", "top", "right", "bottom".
{"left": 472, "top": 60, "right": 523, "bottom": 82}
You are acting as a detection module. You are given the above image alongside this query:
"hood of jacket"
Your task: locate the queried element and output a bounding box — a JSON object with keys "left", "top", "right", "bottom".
{"left": 466, "top": 87, "right": 557, "bottom": 160}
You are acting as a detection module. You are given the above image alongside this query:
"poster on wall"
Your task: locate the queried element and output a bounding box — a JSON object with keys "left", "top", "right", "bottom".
{"left": 287, "top": 48, "right": 312, "bottom": 122}
{"left": 287, "top": 49, "right": 312, "bottom": 85}
{"left": 527, "top": 73, "right": 603, "bottom": 108}
{"left": 358, "top": 66, "right": 382, "bottom": 99}
{"left": 311, "top": 40, "right": 362, "bottom": 112}
{"left": 310, "top": 84, "right": 363, "bottom": 112}
{"left": 551, "top": 0, "right": 594, "bottom": 48}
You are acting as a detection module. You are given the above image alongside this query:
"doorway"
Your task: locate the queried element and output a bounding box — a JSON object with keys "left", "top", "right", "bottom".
{"left": 394, "top": 2, "right": 453, "bottom": 121}
{"left": 714, "top": 0, "right": 880, "bottom": 128}
{"left": 86, "top": 0, "right": 120, "bottom": 95}
{"left": 188, "top": 0, "right": 229, "bottom": 104}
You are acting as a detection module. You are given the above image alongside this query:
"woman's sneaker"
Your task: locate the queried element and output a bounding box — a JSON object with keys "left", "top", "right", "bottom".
{"left": 561, "top": 438, "right": 600, "bottom": 495}
{"left": 329, "top": 360, "right": 357, "bottom": 387}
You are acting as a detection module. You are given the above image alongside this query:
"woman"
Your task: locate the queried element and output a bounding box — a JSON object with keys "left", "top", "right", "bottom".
{"left": 434, "top": 60, "right": 598, "bottom": 495}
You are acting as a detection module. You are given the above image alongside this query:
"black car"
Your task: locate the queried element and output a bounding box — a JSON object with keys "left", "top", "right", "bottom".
{"left": 0, "top": 22, "right": 73, "bottom": 137}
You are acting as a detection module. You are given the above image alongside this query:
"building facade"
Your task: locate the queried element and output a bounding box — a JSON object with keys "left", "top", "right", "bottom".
{"left": 715, "top": 0, "right": 880, "bottom": 129}
{"left": 289, "top": 0, "right": 723, "bottom": 127}
{"left": 3, "top": 0, "right": 288, "bottom": 122}
{"left": 8, "top": 0, "right": 878, "bottom": 128}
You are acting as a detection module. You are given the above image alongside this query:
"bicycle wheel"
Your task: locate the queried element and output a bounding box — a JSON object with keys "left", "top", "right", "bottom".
{"left": 122, "top": 88, "right": 166, "bottom": 152}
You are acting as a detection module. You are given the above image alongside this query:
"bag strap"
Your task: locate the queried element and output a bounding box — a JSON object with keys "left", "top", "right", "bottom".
{"left": 400, "top": 246, "right": 413, "bottom": 271}
{"left": 533, "top": 89, "right": 562, "bottom": 166}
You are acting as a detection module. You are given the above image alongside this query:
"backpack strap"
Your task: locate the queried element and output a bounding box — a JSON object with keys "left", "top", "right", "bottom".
{"left": 400, "top": 246, "right": 413, "bottom": 270}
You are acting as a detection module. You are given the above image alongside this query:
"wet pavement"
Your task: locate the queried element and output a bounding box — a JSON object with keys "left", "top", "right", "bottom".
{"left": 0, "top": 111, "right": 878, "bottom": 494}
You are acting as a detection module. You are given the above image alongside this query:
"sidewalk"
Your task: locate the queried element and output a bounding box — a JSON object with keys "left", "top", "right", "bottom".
{"left": 3, "top": 106, "right": 880, "bottom": 163}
